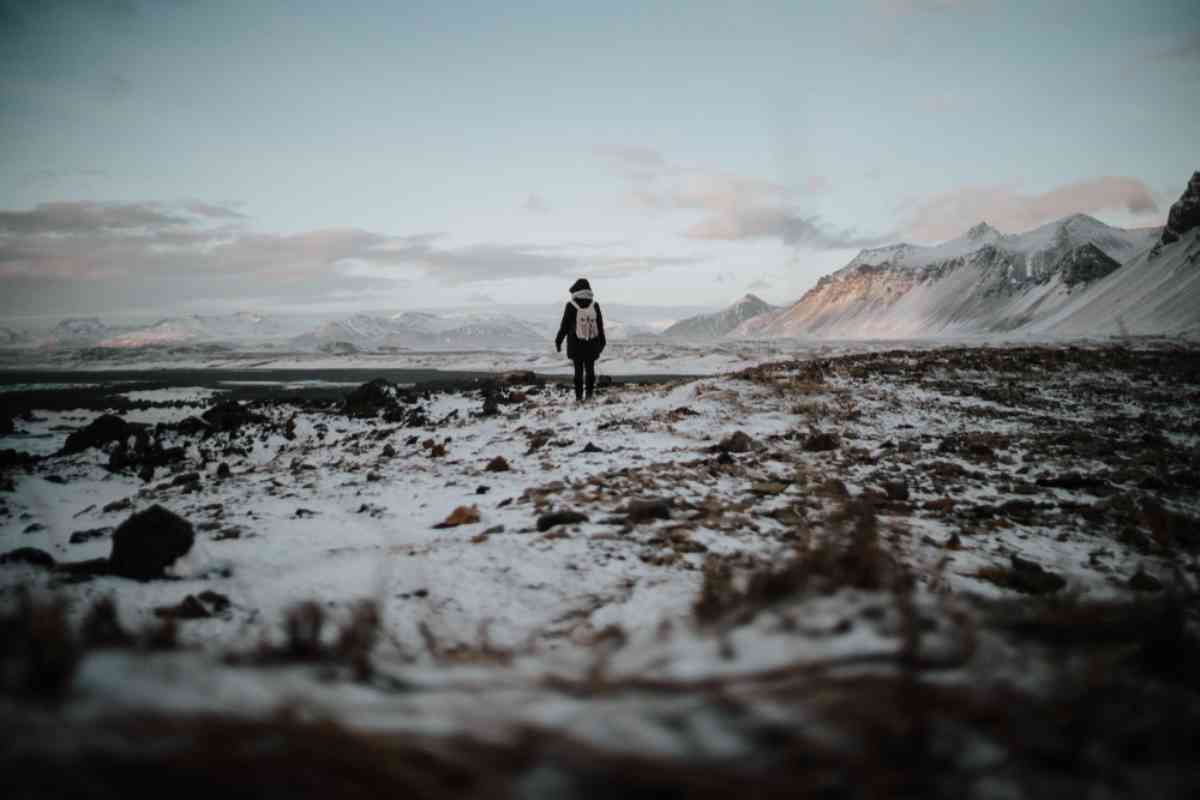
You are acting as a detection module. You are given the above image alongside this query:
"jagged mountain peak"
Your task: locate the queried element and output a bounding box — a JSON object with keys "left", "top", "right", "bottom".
{"left": 965, "top": 221, "right": 1001, "bottom": 241}
{"left": 1155, "top": 170, "right": 1200, "bottom": 252}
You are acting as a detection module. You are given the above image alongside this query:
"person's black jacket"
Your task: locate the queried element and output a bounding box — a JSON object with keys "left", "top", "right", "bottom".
{"left": 556, "top": 300, "right": 606, "bottom": 361}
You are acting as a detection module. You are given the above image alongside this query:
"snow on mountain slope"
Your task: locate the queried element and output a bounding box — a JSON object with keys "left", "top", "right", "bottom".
{"left": 662, "top": 294, "right": 775, "bottom": 340}
{"left": 98, "top": 313, "right": 288, "bottom": 348}
{"left": 755, "top": 212, "right": 1163, "bottom": 339}
{"left": 1035, "top": 226, "right": 1200, "bottom": 337}
{"left": 290, "top": 312, "right": 546, "bottom": 352}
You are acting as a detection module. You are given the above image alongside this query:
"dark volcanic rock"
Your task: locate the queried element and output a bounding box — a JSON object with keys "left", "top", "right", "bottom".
{"left": 344, "top": 378, "right": 402, "bottom": 418}
{"left": 480, "top": 381, "right": 501, "bottom": 417}
{"left": 202, "top": 400, "right": 259, "bottom": 432}
{"left": 108, "top": 505, "right": 195, "bottom": 580}
{"left": 1129, "top": 569, "right": 1164, "bottom": 592}
{"left": 69, "top": 527, "right": 111, "bottom": 545}
{"left": 485, "top": 455, "right": 511, "bottom": 472}
{"left": 0, "top": 547, "right": 55, "bottom": 568}
{"left": 625, "top": 498, "right": 672, "bottom": 524}
{"left": 580, "top": 441, "right": 603, "bottom": 454}
{"left": 537, "top": 510, "right": 588, "bottom": 532}
{"left": 62, "top": 414, "right": 133, "bottom": 454}
{"left": 1155, "top": 171, "right": 1200, "bottom": 251}
{"left": 803, "top": 431, "right": 841, "bottom": 452}
{"left": 1006, "top": 555, "right": 1066, "bottom": 595}
{"left": 717, "top": 430, "right": 757, "bottom": 453}
{"left": 153, "top": 595, "right": 211, "bottom": 620}
{"left": 1058, "top": 243, "right": 1121, "bottom": 287}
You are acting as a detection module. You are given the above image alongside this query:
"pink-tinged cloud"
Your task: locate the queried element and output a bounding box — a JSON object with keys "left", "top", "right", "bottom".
{"left": 687, "top": 207, "right": 893, "bottom": 250}
{"left": 904, "top": 176, "right": 1161, "bottom": 242}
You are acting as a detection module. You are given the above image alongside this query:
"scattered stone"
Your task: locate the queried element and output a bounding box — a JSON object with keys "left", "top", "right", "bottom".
{"left": 138, "top": 464, "right": 155, "bottom": 483}
{"left": 537, "top": 510, "right": 588, "bottom": 532}
{"left": 294, "top": 508, "right": 319, "bottom": 519}
{"left": 1005, "top": 555, "right": 1066, "bottom": 595}
{"left": 171, "top": 472, "right": 201, "bottom": 488}
{"left": 381, "top": 443, "right": 397, "bottom": 459}
{"left": 1129, "top": 568, "right": 1164, "bottom": 592}
{"left": 817, "top": 478, "right": 849, "bottom": 498}
{"left": 625, "top": 498, "right": 672, "bottom": 524}
{"left": 597, "top": 375, "right": 614, "bottom": 388}
{"left": 750, "top": 482, "right": 788, "bottom": 496}
{"left": 366, "top": 471, "right": 383, "bottom": 482}
{"left": 69, "top": 527, "right": 111, "bottom": 545}
{"left": 717, "top": 431, "right": 756, "bottom": 453}
{"left": 580, "top": 441, "right": 603, "bottom": 454}
{"left": 216, "top": 462, "right": 231, "bottom": 479}
{"left": 716, "top": 451, "right": 735, "bottom": 466}
{"left": 882, "top": 480, "right": 909, "bottom": 501}
{"left": 108, "top": 505, "right": 195, "bottom": 580}
{"left": 197, "top": 590, "right": 232, "bottom": 613}
{"left": 45, "top": 474, "right": 67, "bottom": 485}
{"left": 0, "top": 547, "right": 55, "bottom": 568}
{"left": 434, "top": 505, "right": 481, "bottom": 529}
{"left": 23, "top": 522, "right": 45, "bottom": 534}
{"left": 802, "top": 431, "right": 841, "bottom": 452}
{"left": 103, "top": 497, "right": 133, "bottom": 514}
{"left": 153, "top": 595, "right": 211, "bottom": 620}
{"left": 485, "top": 455, "right": 511, "bottom": 472}
{"left": 475, "top": 485, "right": 491, "bottom": 495}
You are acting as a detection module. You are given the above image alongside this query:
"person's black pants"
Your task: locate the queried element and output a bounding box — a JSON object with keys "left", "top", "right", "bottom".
{"left": 572, "top": 358, "right": 596, "bottom": 400}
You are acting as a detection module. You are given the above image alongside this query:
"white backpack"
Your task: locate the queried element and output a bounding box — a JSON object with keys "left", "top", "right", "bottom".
{"left": 573, "top": 301, "right": 599, "bottom": 341}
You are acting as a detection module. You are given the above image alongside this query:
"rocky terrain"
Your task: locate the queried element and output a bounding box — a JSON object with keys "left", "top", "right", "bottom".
{"left": 2, "top": 342, "right": 1199, "bottom": 797}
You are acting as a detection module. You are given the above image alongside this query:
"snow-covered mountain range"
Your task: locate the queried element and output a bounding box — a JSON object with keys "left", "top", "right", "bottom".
{"left": 290, "top": 312, "right": 548, "bottom": 352}
{"left": 723, "top": 173, "right": 1200, "bottom": 340}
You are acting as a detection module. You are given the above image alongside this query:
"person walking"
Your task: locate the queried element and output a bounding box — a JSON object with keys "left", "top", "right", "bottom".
{"left": 555, "top": 278, "right": 606, "bottom": 402}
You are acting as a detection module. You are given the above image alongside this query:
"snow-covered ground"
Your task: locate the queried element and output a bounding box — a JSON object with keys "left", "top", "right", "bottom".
{"left": 2, "top": 342, "right": 1199, "bottom": 797}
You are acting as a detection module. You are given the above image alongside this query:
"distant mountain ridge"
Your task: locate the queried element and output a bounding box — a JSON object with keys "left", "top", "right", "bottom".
{"left": 662, "top": 294, "right": 775, "bottom": 340}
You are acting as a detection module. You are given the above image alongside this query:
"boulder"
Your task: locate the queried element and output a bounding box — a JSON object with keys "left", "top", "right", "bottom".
{"left": 537, "top": 510, "right": 588, "bottom": 532}
{"left": 108, "top": 505, "right": 195, "bottom": 580}
{"left": 0, "top": 547, "right": 55, "bottom": 568}
{"left": 344, "top": 378, "right": 400, "bottom": 418}
{"left": 717, "top": 430, "right": 757, "bottom": 453}
{"left": 202, "top": 400, "right": 259, "bottom": 432}
{"left": 62, "top": 414, "right": 133, "bottom": 454}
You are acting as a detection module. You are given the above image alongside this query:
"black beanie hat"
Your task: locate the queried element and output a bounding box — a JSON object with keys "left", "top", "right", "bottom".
{"left": 569, "top": 278, "right": 591, "bottom": 293}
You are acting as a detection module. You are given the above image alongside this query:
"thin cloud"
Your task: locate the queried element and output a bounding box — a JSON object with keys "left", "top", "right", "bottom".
{"left": 0, "top": 199, "right": 701, "bottom": 313}
{"left": 0, "top": 201, "right": 188, "bottom": 234}
{"left": 903, "top": 176, "right": 1161, "bottom": 242}
{"left": 185, "top": 200, "right": 247, "bottom": 220}
{"left": 599, "top": 145, "right": 858, "bottom": 248}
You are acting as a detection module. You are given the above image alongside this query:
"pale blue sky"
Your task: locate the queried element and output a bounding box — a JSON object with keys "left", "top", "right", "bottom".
{"left": 1, "top": 0, "right": 1196, "bottom": 316}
